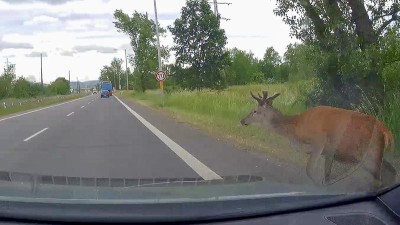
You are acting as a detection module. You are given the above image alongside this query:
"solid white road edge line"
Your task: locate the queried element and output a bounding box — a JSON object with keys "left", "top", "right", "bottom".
{"left": 24, "top": 128, "right": 48, "bottom": 142}
{"left": 114, "top": 95, "right": 222, "bottom": 181}
{"left": 0, "top": 95, "right": 91, "bottom": 123}
{"left": 66, "top": 112, "right": 74, "bottom": 117}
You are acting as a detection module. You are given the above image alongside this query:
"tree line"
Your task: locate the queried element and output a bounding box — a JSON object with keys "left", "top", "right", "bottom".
{"left": 104, "top": 0, "right": 399, "bottom": 110}
{"left": 0, "top": 63, "right": 71, "bottom": 100}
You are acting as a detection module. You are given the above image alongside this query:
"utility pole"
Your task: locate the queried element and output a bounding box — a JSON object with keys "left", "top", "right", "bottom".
{"left": 209, "top": 0, "right": 231, "bottom": 21}
{"left": 125, "top": 49, "right": 128, "bottom": 90}
{"left": 76, "top": 77, "right": 79, "bottom": 93}
{"left": 40, "top": 53, "right": 43, "bottom": 87}
{"left": 68, "top": 70, "right": 71, "bottom": 93}
{"left": 213, "top": 0, "right": 219, "bottom": 15}
{"left": 118, "top": 66, "right": 121, "bottom": 90}
{"left": 154, "top": 0, "right": 162, "bottom": 72}
{"left": 113, "top": 72, "right": 116, "bottom": 90}
{"left": 153, "top": 0, "right": 163, "bottom": 90}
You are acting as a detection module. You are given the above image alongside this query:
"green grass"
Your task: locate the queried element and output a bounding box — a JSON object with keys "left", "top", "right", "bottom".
{"left": 383, "top": 93, "right": 400, "bottom": 150}
{"left": 119, "top": 81, "right": 316, "bottom": 166}
{"left": 0, "top": 94, "right": 87, "bottom": 117}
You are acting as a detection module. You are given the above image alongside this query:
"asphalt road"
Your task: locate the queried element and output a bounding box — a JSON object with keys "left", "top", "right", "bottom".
{"left": 0, "top": 93, "right": 311, "bottom": 185}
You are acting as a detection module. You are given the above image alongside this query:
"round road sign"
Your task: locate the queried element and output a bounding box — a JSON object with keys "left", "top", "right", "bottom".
{"left": 156, "top": 70, "right": 167, "bottom": 82}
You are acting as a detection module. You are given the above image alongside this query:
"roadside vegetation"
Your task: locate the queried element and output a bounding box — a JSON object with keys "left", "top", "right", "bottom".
{"left": 108, "top": 0, "right": 399, "bottom": 163}
{"left": 0, "top": 58, "right": 85, "bottom": 117}
{"left": 0, "top": 94, "right": 86, "bottom": 117}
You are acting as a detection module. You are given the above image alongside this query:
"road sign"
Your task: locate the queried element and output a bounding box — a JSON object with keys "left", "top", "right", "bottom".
{"left": 156, "top": 70, "right": 167, "bottom": 82}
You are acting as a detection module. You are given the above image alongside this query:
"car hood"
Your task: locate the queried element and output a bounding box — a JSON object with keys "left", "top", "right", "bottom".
{"left": 0, "top": 170, "right": 361, "bottom": 203}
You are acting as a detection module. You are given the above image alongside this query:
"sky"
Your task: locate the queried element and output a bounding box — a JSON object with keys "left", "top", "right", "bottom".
{"left": 0, "top": 0, "right": 296, "bottom": 83}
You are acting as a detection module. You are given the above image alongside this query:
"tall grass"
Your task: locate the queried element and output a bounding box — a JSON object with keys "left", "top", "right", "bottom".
{"left": 354, "top": 90, "right": 400, "bottom": 153}
{"left": 382, "top": 93, "right": 400, "bottom": 149}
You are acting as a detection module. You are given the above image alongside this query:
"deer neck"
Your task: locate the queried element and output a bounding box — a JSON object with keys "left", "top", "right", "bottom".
{"left": 268, "top": 110, "right": 297, "bottom": 138}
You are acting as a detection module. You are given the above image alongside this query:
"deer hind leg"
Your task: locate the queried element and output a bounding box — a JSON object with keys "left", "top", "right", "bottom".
{"left": 362, "top": 152, "right": 384, "bottom": 190}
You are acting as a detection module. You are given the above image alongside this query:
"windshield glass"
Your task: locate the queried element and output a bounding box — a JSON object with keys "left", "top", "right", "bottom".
{"left": 0, "top": 0, "right": 399, "bottom": 206}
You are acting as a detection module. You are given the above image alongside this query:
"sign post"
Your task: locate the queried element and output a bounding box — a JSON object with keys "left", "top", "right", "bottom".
{"left": 156, "top": 70, "right": 167, "bottom": 90}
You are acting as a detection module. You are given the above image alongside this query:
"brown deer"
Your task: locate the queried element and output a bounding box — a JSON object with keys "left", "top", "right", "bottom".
{"left": 241, "top": 91, "right": 396, "bottom": 189}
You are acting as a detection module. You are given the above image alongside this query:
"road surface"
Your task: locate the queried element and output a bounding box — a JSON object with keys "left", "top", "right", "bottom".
{"left": 0, "top": 94, "right": 310, "bottom": 184}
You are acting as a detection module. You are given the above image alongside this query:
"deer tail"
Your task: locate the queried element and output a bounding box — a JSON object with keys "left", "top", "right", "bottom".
{"left": 383, "top": 129, "right": 395, "bottom": 152}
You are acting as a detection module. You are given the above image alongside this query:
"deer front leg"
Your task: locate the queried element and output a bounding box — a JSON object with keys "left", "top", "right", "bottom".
{"left": 323, "top": 157, "right": 334, "bottom": 185}
{"left": 306, "top": 151, "right": 322, "bottom": 185}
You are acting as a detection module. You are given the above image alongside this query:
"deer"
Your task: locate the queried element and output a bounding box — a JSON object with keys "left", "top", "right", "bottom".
{"left": 241, "top": 91, "right": 396, "bottom": 189}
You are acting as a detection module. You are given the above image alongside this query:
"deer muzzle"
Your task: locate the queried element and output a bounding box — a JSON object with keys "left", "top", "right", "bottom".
{"left": 240, "top": 118, "right": 249, "bottom": 126}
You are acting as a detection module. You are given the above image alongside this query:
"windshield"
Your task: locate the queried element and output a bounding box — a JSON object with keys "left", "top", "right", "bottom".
{"left": 0, "top": 0, "right": 399, "bottom": 212}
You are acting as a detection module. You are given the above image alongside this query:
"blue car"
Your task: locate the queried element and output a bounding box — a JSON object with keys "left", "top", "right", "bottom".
{"left": 100, "top": 90, "right": 110, "bottom": 98}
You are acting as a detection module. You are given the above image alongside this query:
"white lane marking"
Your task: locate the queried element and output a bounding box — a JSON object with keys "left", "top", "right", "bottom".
{"left": 114, "top": 95, "right": 222, "bottom": 181}
{"left": 81, "top": 105, "right": 85, "bottom": 109}
{"left": 88, "top": 102, "right": 91, "bottom": 105}
{"left": 24, "top": 128, "right": 48, "bottom": 142}
{"left": 66, "top": 112, "right": 74, "bottom": 117}
{"left": 0, "top": 95, "right": 91, "bottom": 123}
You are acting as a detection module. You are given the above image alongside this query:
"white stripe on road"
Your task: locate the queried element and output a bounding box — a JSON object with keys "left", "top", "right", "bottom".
{"left": 24, "top": 128, "right": 48, "bottom": 142}
{"left": 88, "top": 102, "right": 91, "bottom": 105}
{"left": 0, "top": 95, "right": 91, "bottom": 123}
{"left": 66, "top": 112, "right": 74, "bottom": 117}
{"left": 114, "top": 95, "right": 222, "bottom": 181}
{"left": 81, "top": 105, "right": 85, "bottom": 108}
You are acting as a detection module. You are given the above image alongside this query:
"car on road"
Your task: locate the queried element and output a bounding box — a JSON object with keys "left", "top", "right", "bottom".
{"left": 100, "top": 90, "right": 110, "bottom": 98}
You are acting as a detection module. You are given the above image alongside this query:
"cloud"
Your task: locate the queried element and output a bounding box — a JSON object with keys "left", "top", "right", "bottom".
{"left": 0, "top": 39, "right": 33, "bottom": 50}
{"left": 73, "top": 45, "right": 117, "bottom": 54}
{"left": 25, "top": 51, "right": 48, "bottom": 57}
{"left": 228, "top": 35, "right": 270, "bottom": 39}
{"left": 24, "top": 15, "right": 60, "bottom": 26}
{"left": 60, "top": 50, "right": 74, "bottom": 56}
{"left": 77, "top": 34, "right": 119, "bottom": 39}
{"left": 0, "top": 0, "right": 80, "bottom": 5}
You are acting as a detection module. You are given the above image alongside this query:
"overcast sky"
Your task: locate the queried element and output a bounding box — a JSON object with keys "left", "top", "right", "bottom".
{"left": 0, "top": 0, "right": 296, "bottom": 83}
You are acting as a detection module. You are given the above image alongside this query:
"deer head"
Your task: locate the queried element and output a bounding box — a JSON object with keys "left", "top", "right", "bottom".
{"left": 240, "top": 91, "right": 281, "bottom": 128}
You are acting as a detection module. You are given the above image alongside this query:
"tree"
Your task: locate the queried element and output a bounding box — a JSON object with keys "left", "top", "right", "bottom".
{"left": 114, "top": 10, "right": 168, "bottom": 92}
{"left": 380, "top": 28, "right": 400, "bottom": 93}
{"left": 49, "top": 77, "right": 69, "bottom": 95}
{"left": 225, "top": 48, "right": 262, "bottom": 85}
{"left": 169, "top": 0, "right": 229, "bottom": 90}
{"left": 259, "top": 47, "right": 281, "bottom": 81}
{"left": 0, "top": 63, "right": 16, "bottom": 99}
{"left": 283, "top": 43, "right": 320, "bottom": 81}
{"left": 274, "top": 0, "right": 400, "bottom": 109}
{"left": 29, "top": 83, "right": 42, "bottom": 98}
{"left": 13, "top": 77, "right": 31, "bottom": 98}
{"left": 99, "top": 65, "right": 114, "bottom": 82}
{"left": 110, "top": 58, "right": 123, "bottom": 90}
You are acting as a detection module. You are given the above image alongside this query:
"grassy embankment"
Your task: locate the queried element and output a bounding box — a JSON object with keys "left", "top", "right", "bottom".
{"left": 119, "top": 80, "right": 400, "bottom": 167}
{"left": 119, "top": 81, "right": 316, "bottom": 166}
{"left": 0, "top": 93, "right": 88, "bottom": 117}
